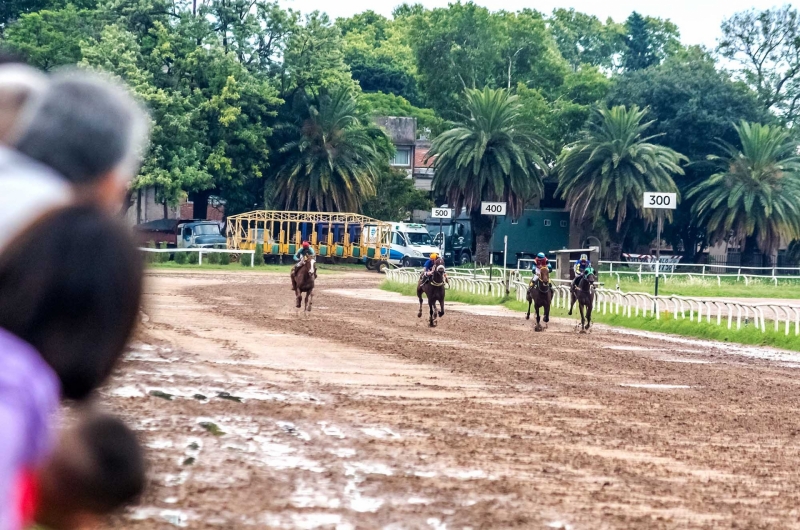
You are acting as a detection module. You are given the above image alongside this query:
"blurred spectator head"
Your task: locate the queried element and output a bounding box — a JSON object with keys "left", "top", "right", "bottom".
{"left": 0, "top": 205, "right": 144, "bottom": 400}
{"left": 0, "top": 64, "right": 47, "bottom": 145}
{"left": 14, "top": 69, "right": 150, "bottom": 212}
{"left": 36, "top": 412, "right": 146, "bottom": 529}
{"left": 0, "top": 48, "right": 26, "bottom": 65}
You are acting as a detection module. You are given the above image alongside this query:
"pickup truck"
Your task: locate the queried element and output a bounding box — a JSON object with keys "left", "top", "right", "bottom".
{"left": 134, "top": 219, "right": 227, "bottom": 249}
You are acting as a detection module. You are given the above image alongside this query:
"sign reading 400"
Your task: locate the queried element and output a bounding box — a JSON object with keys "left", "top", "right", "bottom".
{"left": 481, "top": 202, "right": 507, "bottom": 216}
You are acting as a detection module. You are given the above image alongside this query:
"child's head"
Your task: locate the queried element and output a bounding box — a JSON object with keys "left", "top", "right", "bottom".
{"left": 36, "top": 412, "right": 146, "bottom": 529}
{"left": 0, "top": 204, "right": 144, "bottom": 400}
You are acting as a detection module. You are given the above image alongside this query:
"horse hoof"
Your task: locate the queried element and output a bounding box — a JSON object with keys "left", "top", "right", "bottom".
{"left": 579, "top": 330, "right": 586, "bottom": 334}
{"left": 438, "top": 311, "right": 444, "bottom": 317}
{"left": 417, "top": 313, "right": 422, "bottom": 318}
{"left": 567, "top": 310, "right": 572, "bottom": 316}
{"left": 543, "top": 317, "right": 549, "bottom": 323}
{"left": 534, "top": 326, "right": 542, "bottom": 332}
{"left": 525, "top": 315, "right": 530, "bottom": 320}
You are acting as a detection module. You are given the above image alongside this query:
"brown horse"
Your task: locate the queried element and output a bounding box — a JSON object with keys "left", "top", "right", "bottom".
{"left": 292, "top": 256, "right": 316, "bottom": 313}
{"left": 526, "top": 266, "right": 553, "bottom": 332}
{"left": 569, "top": 269, "right": 596, "bottom": 332}
{"left": 417, "top": 262, "right": 446, "bottom": 327}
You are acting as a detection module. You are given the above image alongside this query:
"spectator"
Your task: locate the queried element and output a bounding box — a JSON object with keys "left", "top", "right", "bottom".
{"left": 0, "top": 65, "right": 71, "bottom": 251}
{"left": 0, "top": 205, "right": 144, "bottom": 530}
{"left": 14, "top": 69, "right": 149, "bottom": 213}
{"left": 20, "top": 412, "right": 146, "bottom": 530}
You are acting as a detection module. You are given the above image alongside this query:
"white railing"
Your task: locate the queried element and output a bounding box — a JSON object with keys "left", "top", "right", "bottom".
{"left": 386, "top": 267, "right": 800, "bottom": 336}
{"left": 600, "top": 259, "right": 800, "bottom": 284}
{"left": 139, "top": 247, "right": 256, "bottom": 267}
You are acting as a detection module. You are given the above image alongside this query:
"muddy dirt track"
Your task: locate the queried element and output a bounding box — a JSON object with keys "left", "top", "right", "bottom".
{"left": 102, "top": 269, "right": 800, "bottom": 529}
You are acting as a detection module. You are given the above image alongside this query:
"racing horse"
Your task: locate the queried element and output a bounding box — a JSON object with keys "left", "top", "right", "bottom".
{"left": 417, "top": 260, "right": 446, "bottom": 327}
{"left": 292, "top": 255, "right": 316, "bottom": 313}
{"left": 568, "top": 268, "right": 596, "bottom": 332}
{"left": 526, "top": 266, "right": 553, "bottom": 332}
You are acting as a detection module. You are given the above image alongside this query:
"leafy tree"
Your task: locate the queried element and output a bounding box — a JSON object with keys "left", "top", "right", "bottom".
{"left": 3, "top": 5, "right": 98, "bottom": 69}
{"left": 608, "top": 49, "right": 772, "bottom": 259}
{"left": 428, "top": 87, "right": 549, "bottom": 263}
{"left": 556, "top": 105, "right": 686, "bottom": 259}
{"left": 274, "top": 88, "right": 392, "bottom": 212}
{"left": 358, "top": 91, "right": 442, "bottom": 135}
{"left": 0, "top": 0, "right": 95, "bottom": 29}
{"left": 689, "top": 121, "right": 800, "bottom": 256}
{"left": 622, "top": 12, "right": 681, "bottom": 71}
{"left": 362, "top": 168, "right": 432, "bottom": 221}
{"left": 547, "top": 8, "right": 623, "bottom": 70}
{"left": 719, "top": 6, "right": 800, "bottom": 125}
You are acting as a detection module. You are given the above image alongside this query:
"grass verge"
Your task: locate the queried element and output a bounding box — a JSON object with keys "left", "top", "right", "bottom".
{"left": 381, "top": 281, "right": 800, "bottom": 351}
{"left": 608, "top": 276, "right": 800, "bottom": 299}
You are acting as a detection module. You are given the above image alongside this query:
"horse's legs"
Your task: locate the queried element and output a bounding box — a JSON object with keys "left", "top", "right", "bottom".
{"left": 305, "top": 291, "right": 314, "bottom": 313}
{"left": 429, "top": 300, "right": 436, "bottom": 327}
{"left": 579, "top": 302, "right": 586, "bottom": 331}
{"left": 568, "top": 291, "right": 577, "bottom": 315}
{"left": 534, "top": 303, "right": 542, "bottom": 331}
{"left": 585, "top": 302, "right": 592, "bottom": 330}
{"left": 543, "top": 295, "right": 551, "bottom": 324}
{"left": 295, "top": 288, "right": 302, "bottom": 309}
{"left": 437, "top": 295, "right": 444, "bottom": 317}
{"left": 526, "top": 297, "right": 532, "bottom": 320}
{"left": 417, "top": 288, "right": 424, "bottom": 319}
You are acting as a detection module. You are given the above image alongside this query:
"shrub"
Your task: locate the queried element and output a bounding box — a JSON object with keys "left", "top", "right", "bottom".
{"left": 146, "top": 241, "right": 157, "bottom": 264}
{"left": 254, "top": 244, "right": 265, "bottom": 266}
{"left": 207, "top": 251, "right": 220, "bottom": 265}
{"left": 219, "top": 251, "right": 230, "bottom": 265}
{"left": 174, "top": 249, "right": 188, "bottom": 264}
{"left": 158, "top": 241, "right": 170, "bottom": 263}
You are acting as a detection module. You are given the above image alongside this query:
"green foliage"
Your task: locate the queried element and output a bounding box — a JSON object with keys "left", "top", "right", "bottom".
{"left": 429, "top": 87, "right": 549, "bottom": 263}
{"left": 275, "top": 88, "right": 392, "bottom": 212}
{"left": 207, "top": 251, "right": 220, "bottom": 264}
{"left": 689, "top": 121, "right": 800, "bottom": 255}
{"left": 719, "top": 5, "right": 800, "bottom": 125}
{"left": 622, "top": 12, "right": 681, "bottom": 71}
{"left": 607, "top": 49, "right": 772, "bottom": 259}
{"left": 253, "top": 243, "right": 265, "bottom": 266}
{"left": 158, "top": 241, "right": 170, "bottom": 262}
{"left": 547, "top": 8, "right": 624, "bottom": 70}
{"left": 556, "top": 105, "right": 686, "bottom": 234}
{"left": 174, "top": 249, "right": 188, "bottom": 264}
{"left": 362, "top": 168, "right": 432, "bottom": 221}
{"left": 358, "top": 91, "right": 443, "bottom": 135}
{"left": 219, "top": 251, "right": 231, "bottom": 265}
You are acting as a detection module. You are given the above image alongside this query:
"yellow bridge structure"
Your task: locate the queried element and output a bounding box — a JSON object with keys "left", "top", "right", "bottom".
{"left": 226, "top": 210, "right": 392, "bottom": 268}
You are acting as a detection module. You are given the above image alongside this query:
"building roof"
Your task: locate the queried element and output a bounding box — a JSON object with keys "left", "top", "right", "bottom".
{"left": 415, "top": 144, "right": 434, "bottom": 169}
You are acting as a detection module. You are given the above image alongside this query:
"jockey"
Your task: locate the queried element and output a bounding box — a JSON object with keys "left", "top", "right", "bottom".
{"left": 530, "top": 252, "right": 550, "bottom": 287}
{"left": 293, "top": 241, "right": 315, "bottom": 266}
{"left": 572, "top": 253, "right": 592, "bottom": 290}
{"left": 420, "top": 252, "right": 439, "bottom": 284}
{"left": 291, "top": 241, "right": 316, "bottom": 290}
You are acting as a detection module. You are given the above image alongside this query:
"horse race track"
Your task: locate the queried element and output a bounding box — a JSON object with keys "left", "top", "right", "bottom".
{"left": 106, "top": 269, "right": 800, "bottom": 529}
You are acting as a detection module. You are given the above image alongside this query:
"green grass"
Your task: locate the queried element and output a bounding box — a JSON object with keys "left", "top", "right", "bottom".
{"left": 381, "top": 281, "right": 800, "bottom": 351}
{"left": 610, "top": 276, "right": 800, "bottom": 299}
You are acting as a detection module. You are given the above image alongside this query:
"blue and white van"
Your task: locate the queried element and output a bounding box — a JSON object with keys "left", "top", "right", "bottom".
{"left": 388, "top": 222, "right": 440, "bottom": 268}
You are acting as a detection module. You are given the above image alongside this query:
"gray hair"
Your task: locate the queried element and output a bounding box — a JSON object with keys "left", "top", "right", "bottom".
{"left": 0, "top": 64, "right": 48, "bottom": 144}
{"left": 14, "top": 69, "right": 150, "bottom": 185}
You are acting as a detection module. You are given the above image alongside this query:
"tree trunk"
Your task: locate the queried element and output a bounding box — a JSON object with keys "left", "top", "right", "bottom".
{"left": 609, "top": 223, "right": 631, "bottom": 261}
{"left": 472, "top": 213, "right": 493, "bottom": 265}
{"left": 119, "top": 188, "right": 135, "bottom": 219}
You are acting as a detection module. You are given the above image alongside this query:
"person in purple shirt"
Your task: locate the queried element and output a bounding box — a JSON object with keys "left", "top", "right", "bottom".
{"left": 0, "top": 205, "right": 143, "bottom": 529}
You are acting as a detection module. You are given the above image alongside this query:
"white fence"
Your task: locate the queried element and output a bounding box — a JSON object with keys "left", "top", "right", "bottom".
{"left": 139, "top": 247, "right": 256, "bottom": 267}
{"left": 600, "top": 259, "right": 800, "bottom": 285}
{"left": 386, "top": 267, "right": 800, "bottom": 336}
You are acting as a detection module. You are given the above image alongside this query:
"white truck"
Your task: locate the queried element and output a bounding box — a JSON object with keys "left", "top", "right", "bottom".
{"left": 387, "top": 222, "right": 440, "bottom": 268}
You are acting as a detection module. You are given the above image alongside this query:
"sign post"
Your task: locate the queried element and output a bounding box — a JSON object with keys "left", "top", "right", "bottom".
{"left": 643, "top": 192, "right": 677, "bottom": 302}
{"left": 431, "top": 207, "right": 451, "bottom": 255}
{"left": 481, "top": 202, "right": 507, "bottom": 280}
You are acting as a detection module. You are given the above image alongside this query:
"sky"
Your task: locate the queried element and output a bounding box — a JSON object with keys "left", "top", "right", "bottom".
{"left": 281, "top": 0, "right": 796, "bottom": 48}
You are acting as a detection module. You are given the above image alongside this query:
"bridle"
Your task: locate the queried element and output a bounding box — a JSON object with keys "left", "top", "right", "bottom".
{"left": 429, "top": 265, "right": 446, "bottom": 287}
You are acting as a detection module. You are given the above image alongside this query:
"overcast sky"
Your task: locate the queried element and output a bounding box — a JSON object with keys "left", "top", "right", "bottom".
{"left": 281, "top": 0, "right": 796, "bottom": 48}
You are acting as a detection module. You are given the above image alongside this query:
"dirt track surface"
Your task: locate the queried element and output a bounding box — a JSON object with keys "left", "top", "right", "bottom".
{"left": 103, "top": 270, "right": 800, "bottom": 529}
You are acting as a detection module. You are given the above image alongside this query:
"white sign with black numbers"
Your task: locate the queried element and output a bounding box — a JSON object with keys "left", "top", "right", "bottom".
{"left": 481, "top": 202, "right": 507, "bottom": 216}
{"left": 643, "top": 192, "right": 677, "bottom": 209}
{"left": 431, "top": 207, "right": 452, "bottom": 219}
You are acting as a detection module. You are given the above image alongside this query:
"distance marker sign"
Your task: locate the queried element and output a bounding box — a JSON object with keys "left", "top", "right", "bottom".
{"left": 643, "top": 192, "right": 676, "bottom": 209}
{"left": 481, "top": 202, "right": 507, "bottom": 216}
{"left": 431, "top": 207, "right": 452, "bottom": 219}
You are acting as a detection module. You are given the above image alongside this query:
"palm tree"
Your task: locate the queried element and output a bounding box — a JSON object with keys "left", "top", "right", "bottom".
{"left": 428, "top": 87, "right": 550, "bottom": 264}
{"left": 689, "top": 121, "right": 800, "bottom": 257}
{"left": 275, "top": 88, "right": 392, "bottom": 212}
{"left": 556, "top": 105, "right": 686, "bottom": 259}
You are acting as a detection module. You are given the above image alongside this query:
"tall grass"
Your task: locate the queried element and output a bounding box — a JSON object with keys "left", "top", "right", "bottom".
{"left": 381, "top": 281, "right": 800, "bottom": 351}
